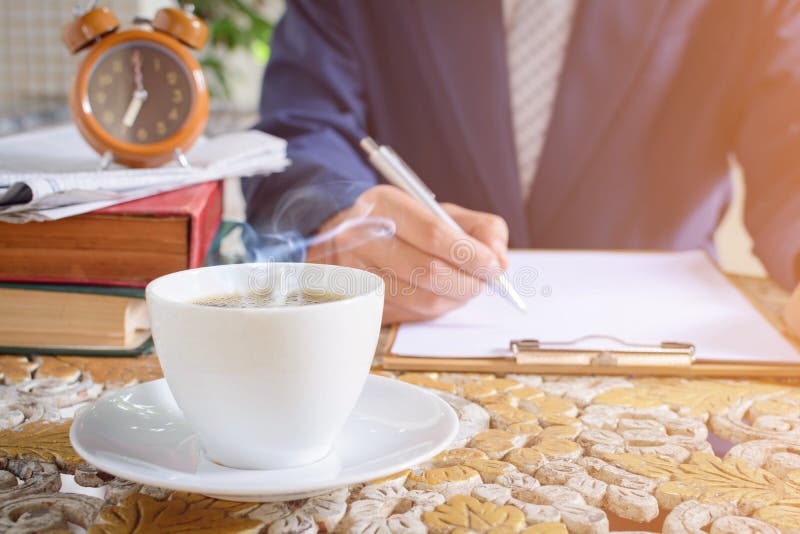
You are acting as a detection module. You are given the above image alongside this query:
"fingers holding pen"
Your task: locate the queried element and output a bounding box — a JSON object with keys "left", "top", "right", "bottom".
{"left": 307, "top": 184, "right": 515, "bottom": 324}
{"left": 357, "top": 185, "right": 503, "bottom": 278}
{"left": 442, "top": 202, "right": 510, "bottom": 270}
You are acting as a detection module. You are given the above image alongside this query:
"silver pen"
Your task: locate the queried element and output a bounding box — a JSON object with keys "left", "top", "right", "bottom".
{"left": 360, "top": 137, "right": 527, "bottom": 312}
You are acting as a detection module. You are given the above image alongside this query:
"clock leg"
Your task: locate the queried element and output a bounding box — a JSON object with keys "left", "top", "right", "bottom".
{"left": 97, "top": 150, "right": 114, "bottom": 171}
{"left": 174, "top": 149, "right": 191, "bottom": 169}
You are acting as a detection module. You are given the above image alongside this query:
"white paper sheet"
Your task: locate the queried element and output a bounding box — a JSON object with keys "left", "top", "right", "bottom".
{"left": 0, "top": 124, "right": 289, "bottom": 222}
{"left": 391, "top": 250, "right": 800, "bottom": 364}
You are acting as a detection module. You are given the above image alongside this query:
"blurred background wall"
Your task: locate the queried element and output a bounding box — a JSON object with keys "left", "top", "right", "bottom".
{"left": 0, "top": 0, "right": 282, "bottom": 130}
{"left": 0, "top": 0, "right": 767, "bottom": 278}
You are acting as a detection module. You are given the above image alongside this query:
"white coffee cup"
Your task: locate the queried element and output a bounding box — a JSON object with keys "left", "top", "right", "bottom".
{"left": 146, "top": 263, "right": 384, "bottom": 470}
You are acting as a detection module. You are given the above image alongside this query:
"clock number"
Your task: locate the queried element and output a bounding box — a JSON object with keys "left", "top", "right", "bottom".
{"left": 102, "top": 110, "right": 114, "bottom": 125}
{"left": 156, "top": 121, "right": 167, "bottom": 136}
{"left": 98, "top": 74, "right": 113, "bottom": 87}
{"left": 168, "top": 107, "right": 179, "bottom": 121}
{"left": 95, "top": 91, "right": 107, "bottom": 105}
{"left": 166, "top": 71, "right": 178, "bottom": 85}
{"left": 154, "top": 58, "right": 161, "bottom": 72}
{"left": 112, "top": 59, "right": 123, "bottom": 73}
{"left": 171, "top": 89, "right": 183, "bottom": 104}
{"left": 136, "top": 128, "right": 149, "bottom": 142}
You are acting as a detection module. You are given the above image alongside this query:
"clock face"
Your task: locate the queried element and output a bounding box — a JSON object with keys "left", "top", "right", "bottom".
{"left": 86, "top": 41, "right": 194, "bottom": 145}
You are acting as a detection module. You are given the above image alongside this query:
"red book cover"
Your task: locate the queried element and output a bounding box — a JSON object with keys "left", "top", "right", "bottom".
{"left": 0, "top": 181, "right": 223, "bottom": 287}
{"left": 97, "top": 181, "right": 224, "bottom": 271}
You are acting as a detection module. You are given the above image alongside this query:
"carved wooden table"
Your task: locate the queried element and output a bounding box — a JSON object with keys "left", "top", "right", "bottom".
{"left": 0, "top": 276, "right": 799, "bottom": 533}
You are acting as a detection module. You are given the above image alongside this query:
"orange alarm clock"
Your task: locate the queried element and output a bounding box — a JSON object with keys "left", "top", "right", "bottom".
{"left": 63, "top": 4, "right": 209, "bottom": 168}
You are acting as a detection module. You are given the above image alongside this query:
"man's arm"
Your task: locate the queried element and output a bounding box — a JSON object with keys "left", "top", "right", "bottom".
{"left": 242, "top": 0, "right": 376, "bottom": 238}
{"left": 242, "top": 1, "right": 510, "bottom": 324}
{"left": 734, "top": 2, "right": 800, "bottom": 291}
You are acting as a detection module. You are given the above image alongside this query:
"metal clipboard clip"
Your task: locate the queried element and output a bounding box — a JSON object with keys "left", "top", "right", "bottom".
{"left": 510, "top": 335, "right": 695, "bottom": 367}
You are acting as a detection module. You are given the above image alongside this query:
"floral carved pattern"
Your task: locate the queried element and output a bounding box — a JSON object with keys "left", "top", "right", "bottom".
{"left": 88, "top": 493, "right": 263, "bottom": 534}
{"left": 0, "top": 420, "right": 82, "bottom": 472}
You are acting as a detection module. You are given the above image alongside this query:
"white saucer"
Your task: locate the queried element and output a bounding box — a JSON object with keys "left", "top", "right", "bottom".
{"left": 70, "top": 375, "right": 458, "bottom": 501}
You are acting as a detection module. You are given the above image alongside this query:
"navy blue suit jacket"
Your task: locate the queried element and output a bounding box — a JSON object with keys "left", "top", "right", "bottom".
{"left": 244, "top": 0, "right": 800, "bottom": 289}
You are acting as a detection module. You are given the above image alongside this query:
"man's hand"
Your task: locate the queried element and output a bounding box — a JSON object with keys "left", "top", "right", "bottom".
{"left": 307, "top": 185, "right": 509, "bottom": 324}
{"left": 785, "top": 283, "right": 800, "bottom": 338}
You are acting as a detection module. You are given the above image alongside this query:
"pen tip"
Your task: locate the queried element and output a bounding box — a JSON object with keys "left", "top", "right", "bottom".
{"left": 507, "top": 293, "right": 527, "bottom": 313}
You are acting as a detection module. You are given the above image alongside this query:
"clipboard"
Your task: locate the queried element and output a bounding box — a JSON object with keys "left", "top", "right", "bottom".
{"left": 381, "top": 253, "right": 800, "bottom": 378}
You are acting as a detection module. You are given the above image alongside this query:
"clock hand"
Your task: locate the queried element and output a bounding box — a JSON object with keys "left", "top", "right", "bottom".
{"left": 122, "top": 49, "right": 148, "bottom": 129}
{"left": 121, "top": 89, "right": 148, "bottom": 128}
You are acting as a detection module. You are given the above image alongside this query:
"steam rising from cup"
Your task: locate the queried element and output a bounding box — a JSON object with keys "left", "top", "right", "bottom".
{"left": 213, "top": 217, "right": 396, "bottom": 265}
{"left": 234, "top": 180, "right": 396, "bottom": 265}
{"left": 305, "top": 216, "right": 396, "bottom": 261}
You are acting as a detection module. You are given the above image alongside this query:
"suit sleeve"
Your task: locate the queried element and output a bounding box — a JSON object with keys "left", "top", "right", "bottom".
{"left": 242, "top": 0, "right": 377, "bottom": 238}
{"left": 734, "top": 1, "right": 800, "bottom": 290}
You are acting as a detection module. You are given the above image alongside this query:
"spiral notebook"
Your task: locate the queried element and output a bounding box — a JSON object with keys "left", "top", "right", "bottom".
{"left": 383, "top": 250, "right": 800, "bottom": 377}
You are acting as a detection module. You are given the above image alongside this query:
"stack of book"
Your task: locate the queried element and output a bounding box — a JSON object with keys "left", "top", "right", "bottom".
{"left": 0, "top": 181, "right": 222, "bottom": 356}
